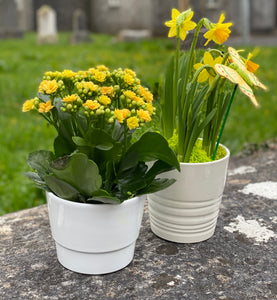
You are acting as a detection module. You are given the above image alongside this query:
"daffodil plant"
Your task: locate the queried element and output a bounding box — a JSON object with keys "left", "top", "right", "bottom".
{"left": 23, "top": 66, "right": 180, "bottom": 204}
{"left": 161, "top": 8, "right": 266, "bottom": 162}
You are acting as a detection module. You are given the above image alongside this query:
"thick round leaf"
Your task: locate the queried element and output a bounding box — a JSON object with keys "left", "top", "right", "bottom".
{"left": 44, "top": 175, "right": 81, "bottom": 202}
{"left": 126, "top": 132, "right": 180, "bottom": 171}
{"left": 50, "top": 153, "right": 102, "bottom": 197}
{"left": 27, "top": 150, "right": 54, "bottom": 177}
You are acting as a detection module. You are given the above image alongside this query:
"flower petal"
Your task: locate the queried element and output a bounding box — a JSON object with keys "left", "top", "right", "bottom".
{"left": 198, "top": 70, "right": 209, "bottom": 83}
{"left": 172, "top": 8, "right": 180, "bottom": 20}
{"left": 203, "top": 51, "right": 214, "bottom": 65}
{"left": 218, "top": 13, "right": 225, "bottom": 24}
{"left": 168, "top": 26, "right": 177, "bottom": 38}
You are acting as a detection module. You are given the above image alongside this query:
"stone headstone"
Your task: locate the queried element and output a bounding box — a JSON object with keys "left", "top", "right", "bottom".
{"left": 70, "top": 9, "right": 91, "bottom": 44}
{"left": 37, "top": 5, "right": 58, "bottom": 44}
{"left": 0, "top": 0, "right": 23, "bottom": 38}
{"left": 117, "top": 29, "right": 152, "bottom": 42}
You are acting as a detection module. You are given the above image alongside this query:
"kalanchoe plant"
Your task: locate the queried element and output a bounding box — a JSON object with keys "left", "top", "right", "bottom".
{"left": 23, "top": 66, "right": 180, "bottom": 204}
{"left": 161, "top": 8, "right": 267, "bottom": 162}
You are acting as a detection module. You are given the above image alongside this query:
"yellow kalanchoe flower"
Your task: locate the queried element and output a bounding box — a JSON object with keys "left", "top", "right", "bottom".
{"left": 124, "top": 73, "right": 134, "bottom": 85}
{"left": 100, "top": 86, "right": 114, "bottom": 96}
{"left": 165, "top": 8, "right": 196, "bottom": 41}
{"left": 62, "top": 69, "right": 76, "bottom": 78}
{"left": 194, "top": 52, "right": 223, "bottom": 85}
{"left": 137, "top": 109, "right": 151, "bottom": 122}
{"left": 114, "top": 109, "right": 130, "bottom": 123}
{"left": 38, "top": 101, "right": 54, "bottom": 113}
{"left": 124, "top": 90, "right": 136, "bottom": 100}
{"left": 127, "top": 116, "right": 139, "bottom": 130}
{"left": 94, "top": 71, "right": 106, "bottom": 82}
{"left": 22, "top": 98, "right": 36, "bottom": 112}
{"left": 146, "top": 103, "right": 154, "bottom": 115}
{"left": 62, "top": 94, "right": 78, "bottom": 103}
{"left": 204, "top": 13, "right": 232, "bottom": 46}
{"left": 82, "top": 81, "right": 98, "bottom": 91}
{"left": 97, "top": 65, "right": 109, "bottom": 72}
{"left": 140, "top": 86, "right": 153, "bottom": 103}
{"left": 133, "top": 96, "right": 145, "bottom": 106}
{"left": 98, "top": 95, "right": 111, "bottom": 106}
{"left": 39, "top": 80, "right": 58, "bottom": 94}
{"left": 83, "top": 100, "right": 100, "bottom": 110}
{"left": 125, "top": 68, "right": 136, "bottom": 77}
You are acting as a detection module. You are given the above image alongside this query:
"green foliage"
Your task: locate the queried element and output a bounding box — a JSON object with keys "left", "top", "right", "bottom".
{"left": 0, "top": 33, "right": 275, "bottom": 215}
{"left": 26, "top": 132, "right": 179, "bottom": 204}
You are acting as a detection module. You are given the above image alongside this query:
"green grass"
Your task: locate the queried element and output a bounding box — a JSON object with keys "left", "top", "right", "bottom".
{"left": 0, "top": 33, "right": 276, "bottom": 215}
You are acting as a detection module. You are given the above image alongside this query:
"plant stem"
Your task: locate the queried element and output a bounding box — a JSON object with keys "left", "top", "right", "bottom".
{"left": 212, "top": 84, "right": 238, "bottom": 160}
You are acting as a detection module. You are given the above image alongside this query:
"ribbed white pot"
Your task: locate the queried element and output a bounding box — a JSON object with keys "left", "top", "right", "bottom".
{"left": 148, "top": 145, "right": 230, "bottom": 243}
{"left": 46, "top": 192, "right": 145, "bottom": 275}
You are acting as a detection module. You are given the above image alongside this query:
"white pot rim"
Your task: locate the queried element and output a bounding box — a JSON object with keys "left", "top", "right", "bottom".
{"left": 46, "top": 191, "right": 142, "bottom": 209}
{"left": 179, "top": 143, "right": 230, "bottom": 166}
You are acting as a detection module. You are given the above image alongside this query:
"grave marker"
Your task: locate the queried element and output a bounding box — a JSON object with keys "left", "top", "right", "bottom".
{"left": 37, "top": 5, "right": 58, "bottom": 44}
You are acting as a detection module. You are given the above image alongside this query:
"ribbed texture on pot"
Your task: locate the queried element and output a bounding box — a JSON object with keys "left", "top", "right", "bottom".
{"left": 148, "top": 145, "right": 230, "bottom": 243}
{"left": 148, "top": 194, "right": 222, "bottom": 243}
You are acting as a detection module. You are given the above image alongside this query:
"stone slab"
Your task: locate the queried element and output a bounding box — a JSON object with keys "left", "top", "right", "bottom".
{"left": 0, "top": 142, "right": 277, "bottom": 299}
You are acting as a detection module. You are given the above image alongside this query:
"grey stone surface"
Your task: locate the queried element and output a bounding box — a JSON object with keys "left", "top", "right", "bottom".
{"left": 0, "top": 0, "right": 23, "bottom": 38}
{"left": 70, "top": 9, "right": 91, "bottom": 44}
{"left": 36, "top": 5, "right": 58, "bottom": 44}
{"left": 1, "top": 142, "right": 277, "bottom": 299}
{"left": 117, "top": 29, "right": 152, "bottom": 42}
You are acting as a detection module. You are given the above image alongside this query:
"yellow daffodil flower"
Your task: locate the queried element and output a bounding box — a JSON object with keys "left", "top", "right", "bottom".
{"left": 38, "top": 101, "right": 54, "bottom": 113}
{"left": 127, "top": 116, "right": 139, "bottom": 130}
{"left": 194, "top": 52, "right": 223, "bottom": 85}
{"left": 165, "top": 8, "right": 196, "bottom": 41}
{"left": 204, "top": 13, "right": 232, "bottom": 46}
{"left": 245, "top": 52, "right": 259, "bottom": 74}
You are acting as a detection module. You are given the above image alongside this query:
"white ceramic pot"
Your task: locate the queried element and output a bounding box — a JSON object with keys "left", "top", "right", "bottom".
{"left": 148, "top": 145, "right": 230, "bottom": 243}
{"left": 46, "top": 192, "right": 145, "bottom": 275}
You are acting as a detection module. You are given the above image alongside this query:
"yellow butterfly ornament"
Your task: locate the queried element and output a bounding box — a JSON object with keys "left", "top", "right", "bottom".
{"left": 215, "top": 47, "right": 267, "bottom": 107}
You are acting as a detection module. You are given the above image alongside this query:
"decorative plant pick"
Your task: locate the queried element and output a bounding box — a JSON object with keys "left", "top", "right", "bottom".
{"left": 215, "top": 47, "right": 267, "bottom": 107}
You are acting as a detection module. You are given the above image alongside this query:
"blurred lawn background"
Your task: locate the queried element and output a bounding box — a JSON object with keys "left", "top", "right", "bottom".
{"left": 0, "top": 33, "right": 276, "bottom": 215}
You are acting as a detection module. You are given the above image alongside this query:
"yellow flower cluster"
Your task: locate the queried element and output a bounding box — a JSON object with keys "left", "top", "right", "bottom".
{"left": 38, "top": 80, "right": 59, "bottom": 95}
{"left": 22, "top": 65, "right": 156, "bottom": 131}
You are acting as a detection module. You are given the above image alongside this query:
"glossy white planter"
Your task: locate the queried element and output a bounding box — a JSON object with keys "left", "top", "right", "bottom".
{"left": 46, "top": 192, "right": 145, "bottom": 274}
{"left": 148, "top": 145, "right": 230, "bottom": 243}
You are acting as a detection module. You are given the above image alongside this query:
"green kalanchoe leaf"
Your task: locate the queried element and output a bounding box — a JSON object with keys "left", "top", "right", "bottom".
{"left": 137, "top": 178, "right": 176, "bottom": 195}
{"left": 44, "top": 175, "right": 83, "bottom": 202}
{"left": 126, "top": 132, "right": 180, "bottom": 171}
{"left": 89, "top": 189, "right": 122, "bottom": 204}
{"left": 27, "top": 150, "right": 54, "bottom": 178}
{"left": 50, "top": 153, "right": 102, "bottom": 197}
